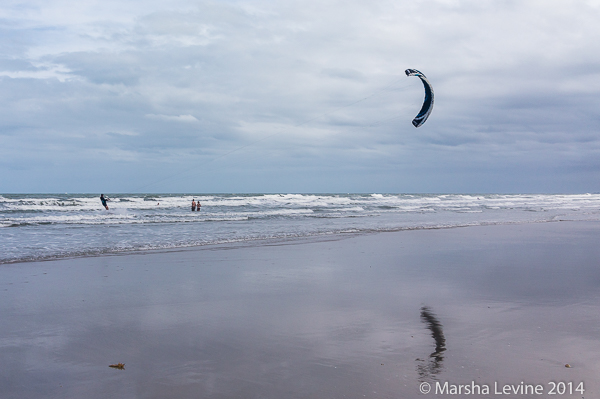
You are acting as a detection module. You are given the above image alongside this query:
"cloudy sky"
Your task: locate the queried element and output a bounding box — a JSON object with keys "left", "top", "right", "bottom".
{"left": 1, "top": 0, "right": 599, "bottom": 193}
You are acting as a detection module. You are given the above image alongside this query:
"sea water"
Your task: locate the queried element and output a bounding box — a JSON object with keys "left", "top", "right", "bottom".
{"left": 1, "top": 193, "right": 600, "bottom": 264}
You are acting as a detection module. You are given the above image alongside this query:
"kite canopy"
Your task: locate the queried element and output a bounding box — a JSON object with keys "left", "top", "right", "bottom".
{"left": 405, "top": 69, "right": 434, "bottom": 128}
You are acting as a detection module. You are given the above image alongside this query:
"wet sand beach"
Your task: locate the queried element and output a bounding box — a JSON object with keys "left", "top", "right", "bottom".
{"left": 1, "top": 221, "right": 599, "bottom": 398}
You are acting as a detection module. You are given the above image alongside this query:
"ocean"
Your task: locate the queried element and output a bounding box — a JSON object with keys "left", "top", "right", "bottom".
{"left": 1, "top": 193, "right": 600, "bottom": 264}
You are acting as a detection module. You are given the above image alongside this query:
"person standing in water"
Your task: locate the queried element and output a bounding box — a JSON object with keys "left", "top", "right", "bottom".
{"left": 100, "top": 194, "right": 110, "bottom": 210}
{"left": 191, "top": 199, "right": 196, "bottom": 212}
{"left": 196, "top": 200, "right": 201, "bottom": 211}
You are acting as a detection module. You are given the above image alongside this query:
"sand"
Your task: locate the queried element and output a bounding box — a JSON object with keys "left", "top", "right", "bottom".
{"left": 1, "top": 221, "right": 599, "bottom": 398}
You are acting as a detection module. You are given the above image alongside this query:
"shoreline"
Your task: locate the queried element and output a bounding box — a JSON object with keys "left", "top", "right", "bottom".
{"left": 2, "top": 221, "right": 599, "bottom": 398}
{"left": 2, "top": 218, "right": 593, "bottom": 266}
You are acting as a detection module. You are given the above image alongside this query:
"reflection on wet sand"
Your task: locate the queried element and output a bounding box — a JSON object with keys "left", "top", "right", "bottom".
{"left": 1, "top": 222, "right": 599, "bottom": 398}
{"left": 417, "top": 306, "right": 446, "bottom": 381}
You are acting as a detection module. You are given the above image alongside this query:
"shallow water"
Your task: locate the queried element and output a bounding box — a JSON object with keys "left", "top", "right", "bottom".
{"left": 2, "top": 193, "right": 600, "bottom": 264}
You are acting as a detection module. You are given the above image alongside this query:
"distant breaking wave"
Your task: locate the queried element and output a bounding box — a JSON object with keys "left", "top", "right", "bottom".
{"left": 1, "top": 193, "right": 600, "bottom": 264}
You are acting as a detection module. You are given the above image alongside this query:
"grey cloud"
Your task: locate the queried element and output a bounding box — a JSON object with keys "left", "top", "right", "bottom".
{"left": 55, "top": 52, "right": 143, "bottom": 85}
{"left": 321, "top": 68, "right": 367, "bottom": 82}
{"left": 0, "top": 58, "right": 39, "bottom": 72}
{"left": 1, "top": 0, "right": 600, "bottom": 193}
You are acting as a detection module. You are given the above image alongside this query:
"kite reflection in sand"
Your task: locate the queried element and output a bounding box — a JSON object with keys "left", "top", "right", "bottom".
{"left": 417, "top": 306, "right": 446, "bottom": 380}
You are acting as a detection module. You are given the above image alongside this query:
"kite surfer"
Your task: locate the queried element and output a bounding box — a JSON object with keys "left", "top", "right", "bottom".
{"left": 100, "top": 194, "right": 110, "bottom": 210}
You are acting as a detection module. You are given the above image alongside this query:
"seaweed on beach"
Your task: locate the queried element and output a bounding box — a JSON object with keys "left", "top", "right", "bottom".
{"left": 109, "top": 363, "right": 125, "bottom": 370}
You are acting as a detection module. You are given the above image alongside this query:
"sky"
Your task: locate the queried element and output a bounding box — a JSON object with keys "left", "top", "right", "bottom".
{"left": 1, "top": 0, "right": 600, "bottom": 194}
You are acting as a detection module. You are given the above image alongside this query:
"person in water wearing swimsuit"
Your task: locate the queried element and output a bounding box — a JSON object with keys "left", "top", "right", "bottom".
{"left": 196, "top": 200, "right": 201, "bottom": 211}
{"left": 100, "top": 194, "right": 110, "bottom": 210}
{"left": 191, "top": 199, "right": 196, "bottom": 212}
